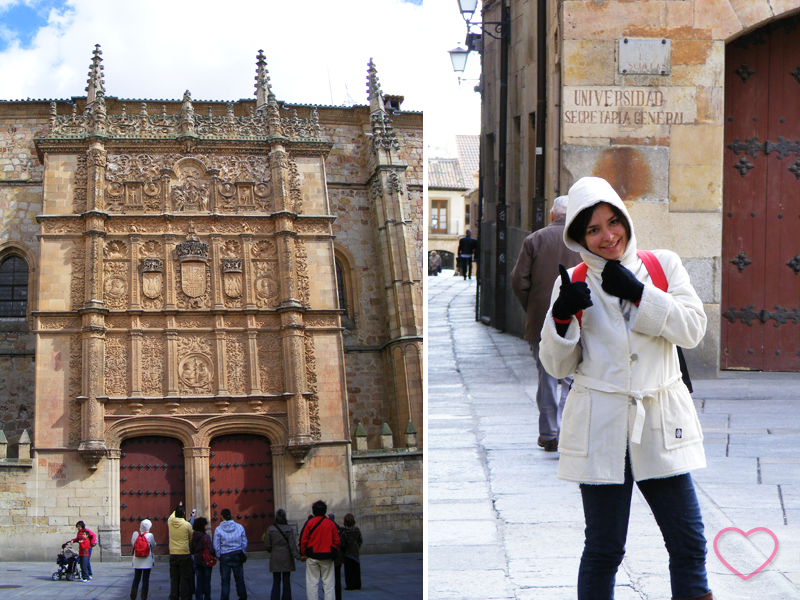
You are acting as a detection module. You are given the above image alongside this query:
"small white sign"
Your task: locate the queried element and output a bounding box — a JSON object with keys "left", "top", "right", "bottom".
{"left": 619, "top": 39, "right": 671, "bottom": 75}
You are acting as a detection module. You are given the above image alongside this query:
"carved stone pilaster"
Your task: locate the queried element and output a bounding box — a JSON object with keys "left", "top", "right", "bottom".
{"left": 164, "top": 234, "right": 177, "bottom": 309}
{"left": 275, "top": 225, "right": 300, "bottom": 307}
{"left": 246, "top": 329, "right": 261, "bottom": 394}
{"left": 78, "top": 311, "right": 107, "bottom": 471}
{"left": 241, "top": 234, "right": 256, "bottom": 309}
{"left": 210, "top": 235, "right": 224, "bottom": 309}
{"left": 165, "top": 329, "right": 179, "bottom": 396}
{"left": 281, "top": 310, "right": 312, "bottom": 462}
{"left": 214, "top": 329, "right": 227, "bottom": 396}
{"left": 183, "top": 447, "right": 210, "bottom": 517}
{"left": 129, "top": 236, "right": 141, "bottom": 309}
{"left": 86, "top": 143, "right": 107, "bottom": 212}
{"left": 270, "top": 146, "right": 291, "bottom": 213}
{"left": 84, "top": 214, "right": 107, "bottom": 308}
{"left": 130, "top": 330, "right": 143, "bottom": 396}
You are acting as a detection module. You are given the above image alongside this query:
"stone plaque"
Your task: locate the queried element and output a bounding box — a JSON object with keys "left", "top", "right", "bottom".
{"left": 619, "top": 39, "right": 670, "bottom": 75}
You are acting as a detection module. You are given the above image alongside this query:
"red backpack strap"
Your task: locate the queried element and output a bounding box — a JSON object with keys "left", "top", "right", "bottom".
{"left": 637, "top": 250, "right": 668, "bottom": 292}
{"left": 570, "top": 262, "right": 588, "bottom": 327}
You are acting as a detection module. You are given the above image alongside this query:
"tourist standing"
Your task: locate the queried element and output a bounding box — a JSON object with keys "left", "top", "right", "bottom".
{"left": 190, "top": 517, "right": 215, "bottom": 600}
{"left": 265, "top": 508, "right": 302, "bottom": 600}
{"left": 213, "top": 508, "right": 248, "bottom": 600}
{"left": 71, "top": 520, "right": 97, "bottom": 580}
{"left": 300, "top": 500, "right": 340, "bottom": 600}
{"left": 341, "top": 514, "right": 363, "bottom": 591}
{"left": 130, "top": 518, "right": 156, "bottom": 600}
{"left": 168, "top": 504, "right": 194, "bottom": 600}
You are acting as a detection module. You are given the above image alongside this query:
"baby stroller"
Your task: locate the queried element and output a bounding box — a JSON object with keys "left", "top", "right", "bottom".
{"left": 52, "top": 542, "right": 80, "bottom": 581}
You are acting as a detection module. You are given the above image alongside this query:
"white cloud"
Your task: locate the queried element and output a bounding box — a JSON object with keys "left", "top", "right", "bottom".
{"left": 0, "top": 0, "right": 424, "bottom": 110}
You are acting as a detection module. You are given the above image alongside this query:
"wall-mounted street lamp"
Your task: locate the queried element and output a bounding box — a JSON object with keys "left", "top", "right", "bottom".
{"left": 449, "top": 0, "right": 510, "bottom": 330}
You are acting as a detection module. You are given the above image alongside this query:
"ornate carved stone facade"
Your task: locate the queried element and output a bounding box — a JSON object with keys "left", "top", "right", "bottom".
{"left": 0, "top": 46, "right": 422, "bottom": 560}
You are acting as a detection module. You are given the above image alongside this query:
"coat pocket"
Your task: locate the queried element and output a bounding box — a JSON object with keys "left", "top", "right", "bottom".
{"left": 659, "top": 381, "right": 703, "bottom": 451}
{"left": 559, "top": 388, "right": 591, "bottom": 457}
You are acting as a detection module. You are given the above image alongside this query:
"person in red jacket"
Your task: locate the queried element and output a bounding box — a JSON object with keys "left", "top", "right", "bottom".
{"left": 300, "top": 500, "right": 340, "bottom": 600}
{"left": 71, "top": 521, "right": 97, "bottom": 580}
{"left": 76, "top": 530, "right": 92, "bottom": 582}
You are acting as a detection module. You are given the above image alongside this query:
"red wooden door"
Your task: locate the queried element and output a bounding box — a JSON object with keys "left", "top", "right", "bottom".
{"left": 120, "top": 437, "right": 185, "bottom": 555}
{"left": 209, "top": 434, "right": 274, "bottom": 551}
{"left": 722, "top": 16, "right": 800, "bottom": 371}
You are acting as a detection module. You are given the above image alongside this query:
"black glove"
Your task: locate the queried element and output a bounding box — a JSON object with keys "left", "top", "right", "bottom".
{"left": 552, "top": 264, "right": 593, "bottom": 321}
{"left": 601, "top": 260, "right": 644, "bottom": 303}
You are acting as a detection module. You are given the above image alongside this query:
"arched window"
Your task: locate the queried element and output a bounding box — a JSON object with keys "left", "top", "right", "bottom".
{"left": 335, "top": 259, "right": 347, "bottom": 313}
{"left": 0, "top": 256, "right": 28, "bottom": 317}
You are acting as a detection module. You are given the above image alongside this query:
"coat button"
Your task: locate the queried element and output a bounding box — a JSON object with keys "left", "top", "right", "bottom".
{"left": 630, "top": 353, "right": 638, "bottom": 361}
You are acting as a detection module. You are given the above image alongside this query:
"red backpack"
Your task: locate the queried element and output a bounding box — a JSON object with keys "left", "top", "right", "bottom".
{"left": 134, "top": 532, "right": 150, "bottom": 558}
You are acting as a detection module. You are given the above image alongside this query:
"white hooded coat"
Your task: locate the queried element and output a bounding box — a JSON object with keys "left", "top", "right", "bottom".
{"left": 539, "top": 177, "right": 707, "bottom": 484}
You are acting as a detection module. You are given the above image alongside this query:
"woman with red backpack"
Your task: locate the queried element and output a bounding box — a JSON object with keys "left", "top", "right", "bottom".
{"left": 539, "top": 177, "right": 712, "bottom": 600}
{"left": 130, "top": 519, "right": 156, "bottom": 600}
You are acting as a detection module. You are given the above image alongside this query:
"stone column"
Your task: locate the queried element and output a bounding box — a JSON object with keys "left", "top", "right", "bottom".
{"left": 210, "top": 234, "right": 224, "bottom": 309}
{"left": 101, "top": 448, "right": 122, "bottom": 561}
{"left": 164, "top": 234, "right": 177, "bottom": 310}
{"left": 165, "top": 328, "right": 179, "bottom": 398}
{"left": 129, "top": 329, "right": 143, "bottom": 399}
{"left": 280, "top": 310, "right": 312, "bottom": 463}
{"left": 214, "top": 328, "right": 228, "bottom": 396}
{"left": 78, "top": 309, "right": 107, "bottom": 471}
{"left": 86, "top": 143, "right": 106, "bottom": 212}
{"left": 246, "top": 329, "right": 261, "bottom": 394}
{"left": 242, "top": 235, "right": 256, "bottom": 309}
{"left": 183, "top": 446, "right": 210, "bottom": 519}
{"left": 129, "top": 235, "right": 141, "bottom": 310}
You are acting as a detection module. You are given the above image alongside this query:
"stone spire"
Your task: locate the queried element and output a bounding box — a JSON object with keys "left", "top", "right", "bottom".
{"left": 254, "top": 49, "right": 276, "bottom": 109}
{"left": 85, "top": 44, "right": 105, "bottom": 105}
{"left": 254, "top": 50, "right": 282, "bottom": 135}
{"left": 366, "top": 58, "right": 385, "bottom": 113}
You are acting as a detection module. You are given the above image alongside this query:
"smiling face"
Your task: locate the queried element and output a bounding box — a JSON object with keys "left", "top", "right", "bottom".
{"left": 581, "top": 203, "right": 629, "bottom": 261}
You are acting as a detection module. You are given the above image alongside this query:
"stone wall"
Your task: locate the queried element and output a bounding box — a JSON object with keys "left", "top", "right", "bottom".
{"left": 352, "top": 451, "right": 422, "bottom": 554}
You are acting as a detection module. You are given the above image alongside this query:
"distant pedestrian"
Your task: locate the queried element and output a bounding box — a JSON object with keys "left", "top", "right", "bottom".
{"left": 130, "top": 518, "right": 156, "bottom": 600}
{"left": 168, "top": 504, "right": 194, "bottom": 600}
{"left": 539, "top": 176, "right": 711, "bottom": 600}
{"left": 341, "top": 514, "right": 363, "bottom": 591}
{"left": 213, "top": 508, "right": 248, "bottom": 600}
{"left": 300, "top": 500, "right": 340, "bottom": 600}
{"left": 77, "top": 530, "right": 91, "bottom": 582}
{"left": 70, "top": 520, "right": 97, "bottom": 580}
{"left": 265, "top": 508, "right": 302, "bottom": 600}
{"left": 190, "top": 517, "right": 214, "bottom": 600}
{"left": 510, "top": 195, "right": 581, "bottom": 451}
{"left": 457, "top": 230, "right": 477, "bottom": 280}
{"left": 429, "top": 251, "right": 442, "bottom": 276}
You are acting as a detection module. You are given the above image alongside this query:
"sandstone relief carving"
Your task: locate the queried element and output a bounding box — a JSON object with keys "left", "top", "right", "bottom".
{"left": 70, "top": 243, "right": 86, "bottom": 311}
{"left": 104, "top": 262, "right": 128, "bottom": 310}
{"left": 68, "top": 335, "right": 82, "bottom": 446}
{"left": 141, "top": 258, "right": 163, "bottom": 309}
{"left": 105, "top": 335, "right": 128, "bottom": 396}
{"left": 178, "top": 336, "right": 213, "bottom": 394}
{"left": 304, "top": 334, "right": 321, "bottom": 440}
{"left": 257, "top": 334, "right": 283, "bottom": 395}
{"left": 141, "top": 334, "right": 164, "bottom": 396}
{"left": 226, "top": 335, "right": 247, "bottom": 395}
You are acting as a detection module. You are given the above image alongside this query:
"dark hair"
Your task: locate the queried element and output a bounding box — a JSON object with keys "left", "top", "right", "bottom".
{"left": 566, "top": 201, "right": 630, "bottom": 247}
{"left": 221, "top": 508, "right": 232, "bottom": 520}
{"left": 175, "top": 506, "right": 185, "bottom": 519}
{"left": 274, "top": 509, "right": 287, "bottom": 525}
{"left": 75, "top": 521, "right": 85, "bottom": 529}
{"left": 343, "top": 513, "right": 356, "bottom": 527}
{"left": 193, "top": 517, "right": 208, "bottom": 532}
{"left": 311, "top": 500, "right": 327, "bottom": 517}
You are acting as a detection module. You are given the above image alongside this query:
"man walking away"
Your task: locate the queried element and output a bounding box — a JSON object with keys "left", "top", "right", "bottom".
{"left": 168, "top": 504, "right": 194, "bottom": 600}
{"left": 300, "top": 500, "right": 341, "bottom": 600}
{"left": 213, "top": 508, "right": 248, "bottom": 600}
{"left": 510, "top": 195, "right": 581, "bottom": 451}
{"left": 457, "top": 230, "right": 478, "bottom": 280}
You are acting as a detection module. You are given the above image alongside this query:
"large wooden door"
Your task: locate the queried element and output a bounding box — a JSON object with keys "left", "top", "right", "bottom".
{"left": 722, "top": 15, "right": 800, "bottom": 371}
{"left": 120, "top": 437, "right": 186, "bottom": 555}
{"left": 209, "top": 434, "right": 274, "bottom": 551}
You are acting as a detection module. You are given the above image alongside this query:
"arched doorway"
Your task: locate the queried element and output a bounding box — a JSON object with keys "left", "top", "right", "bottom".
{"left": 208, "top": 434, "right": 274, "bottom": 551}
{"left": 119, "top": 436, "right": 186, "bottom": 555}
{"left": 722, "top": 14, "right": 800, "bottom": 371}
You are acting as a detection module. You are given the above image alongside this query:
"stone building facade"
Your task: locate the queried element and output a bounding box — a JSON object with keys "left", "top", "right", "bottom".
{"left": 477, "top": 0, "right": 800, "bottom": 377}
{"left": 0, "top": 47, "right": 422, "bottom": 559}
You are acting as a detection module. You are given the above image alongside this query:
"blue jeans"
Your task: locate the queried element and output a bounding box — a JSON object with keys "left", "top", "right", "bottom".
{"left": 531, "top": 342, "right": 570, "bottom": 441}
{"left": 578, "top": 453, "right": 710, "bottom": 599}
{"left": 79, "top": 555, "right": 90, "bottom": 580}
{"left": 271, "top": 571, "right": 291, "bottom": 600}
{"left": 219, "top": 553, "right": 247, "bottom": 600}
{"left": 194, "top": 560, "right": 212, "bottom": 600}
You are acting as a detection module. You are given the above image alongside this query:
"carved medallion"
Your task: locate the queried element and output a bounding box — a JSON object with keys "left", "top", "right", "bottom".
{"left": 179, "top": 354, "right": 213, "bottom": 391}
{"left": 141, "top": 258, "right": 163, "bottom": 299}
{"left": 222, "top": 259, "right": 243, "bottom": 299}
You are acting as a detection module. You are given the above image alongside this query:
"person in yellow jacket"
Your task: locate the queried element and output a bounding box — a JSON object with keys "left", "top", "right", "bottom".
{"left": 168, "top": 502, "right": 194, "bottom": 600}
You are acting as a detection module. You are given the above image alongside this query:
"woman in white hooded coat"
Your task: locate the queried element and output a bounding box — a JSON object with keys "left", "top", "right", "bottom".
{"left": 539, "top": 177, "right": 712, "bottom": 600}
{"left": 130, "top": 518, "right": 156, "bottom": 600}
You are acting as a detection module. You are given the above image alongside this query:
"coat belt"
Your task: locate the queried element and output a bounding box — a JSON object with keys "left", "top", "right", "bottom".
{"left": 572, "top": 373, "right": 682, "bottom": 445}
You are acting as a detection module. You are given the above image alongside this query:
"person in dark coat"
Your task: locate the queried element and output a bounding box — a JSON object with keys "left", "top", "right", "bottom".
{"left": 189, "top": 517, "right": 214, "bottom": 600}
{"left": 328, "top": 514, "right": 344, "bottom": 600}
{"left": 341, "top": 514, "right": 363, "bottom": 591}
{"left": 511, "top": 195, "right": 582, "bottom": 451}
{"left": 456, "top": 230, "right": 478, "bottom": 280}
{"left": 264, "top": 509, "right": 301, "bottom": 600}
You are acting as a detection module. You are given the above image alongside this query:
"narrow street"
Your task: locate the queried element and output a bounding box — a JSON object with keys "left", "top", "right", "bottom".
{"left": 428, "top": 272, "right": 800, "bottom": 599}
